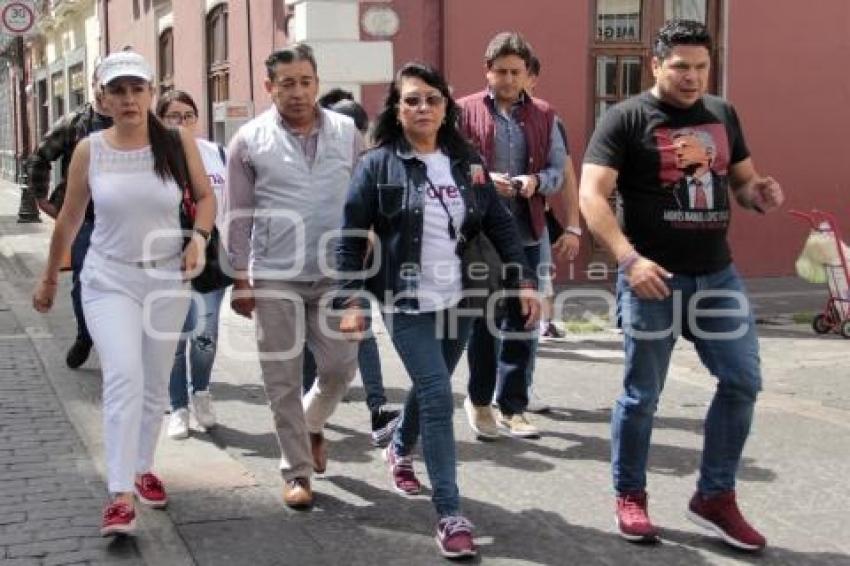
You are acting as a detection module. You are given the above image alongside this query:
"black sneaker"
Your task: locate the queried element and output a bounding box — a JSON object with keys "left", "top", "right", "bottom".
{"left": 370, "top": 407, "right": 401, "bottom": 448}
{"left": 66, "top": 338, "right": 93, "bottom": 369}
{"left": 541, "top": 322, "right": 564, "bottom": 338}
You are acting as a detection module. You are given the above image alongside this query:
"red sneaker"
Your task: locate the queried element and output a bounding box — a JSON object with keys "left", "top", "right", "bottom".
{"left": 687, "top": 491, "right": 766, "bottom": 551}
{"left": 383, "top": 444, "right": 421, "bottom": 496}
{"left": 134, "top": 472, "right": 168, "bottom": 508}
{"left": 615, "top": 491, "right": 660, "bottom": 542}
{"left": 435, "top": 515, "right": 477, "bottom": 558}
{"left": 100, "top": 501, "right": 136, "bottom": 537}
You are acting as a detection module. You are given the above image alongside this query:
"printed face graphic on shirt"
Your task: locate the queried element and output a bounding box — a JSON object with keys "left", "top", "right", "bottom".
{"left": 655, "top": 124, "right": 730, "bottom": 228}
{"left": 673, "top": 131, "right": 713, "bottom": 177}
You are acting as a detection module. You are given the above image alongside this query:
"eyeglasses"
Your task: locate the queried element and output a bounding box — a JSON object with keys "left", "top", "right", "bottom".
{"left": 400, "top": 93, "right": 446, "bottom": 109}
{"left": 163, "top": 112, "right": 197, "bottom": 125}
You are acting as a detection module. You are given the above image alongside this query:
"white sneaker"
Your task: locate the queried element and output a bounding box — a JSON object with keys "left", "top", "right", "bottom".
{"left": 526, "top": 387, "right": 551, "bottom": 414}
{"left": 497, "top": 412, "right": 540, "bottom": 438}
{"left": 167, "top": 408, "right": 189, "bottom": 439}
{"left": 192, "top": 391, "right": 216, "bottom": 429}
{"left": 463, "top": 397, "right": 499, "bottom": 440}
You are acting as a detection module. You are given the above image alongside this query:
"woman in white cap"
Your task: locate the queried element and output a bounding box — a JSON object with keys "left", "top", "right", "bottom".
{"left": 32, "top": 51, "right": 216, "bottom": 536}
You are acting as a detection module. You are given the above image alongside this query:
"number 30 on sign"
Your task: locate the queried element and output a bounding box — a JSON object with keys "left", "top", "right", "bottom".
{"left": 0, "top": 0, "right": 37, "bottom": 36}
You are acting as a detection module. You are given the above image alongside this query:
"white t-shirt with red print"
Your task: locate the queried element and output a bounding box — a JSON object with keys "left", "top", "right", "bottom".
{"left": 416, "top": 150, "right": 467, "bottom": 312}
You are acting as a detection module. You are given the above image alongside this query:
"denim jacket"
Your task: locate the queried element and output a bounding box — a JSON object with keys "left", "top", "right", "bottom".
{"left": 335, "top": 140, "right": 534, "bottom": 312}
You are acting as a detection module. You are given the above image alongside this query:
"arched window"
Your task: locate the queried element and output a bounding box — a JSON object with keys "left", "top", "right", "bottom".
{"left": 158, "top": 28, "right": 174, "bottom": 95}
{"left": 207, "top": 4, "right": 229, "bottom": 105}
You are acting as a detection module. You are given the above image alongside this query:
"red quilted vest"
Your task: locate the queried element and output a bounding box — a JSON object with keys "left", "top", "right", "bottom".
{"left": 458, "top": 90, "right": 554, "bottom": 240}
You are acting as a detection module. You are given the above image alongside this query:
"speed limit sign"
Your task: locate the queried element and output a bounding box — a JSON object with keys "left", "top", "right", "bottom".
{"left": 0, "top": 0, "right": 37, "bottom": 36}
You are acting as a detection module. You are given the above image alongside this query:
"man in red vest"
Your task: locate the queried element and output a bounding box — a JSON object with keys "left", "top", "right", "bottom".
{"left": 458, "top": 32, "right": 568, "bottom": 439}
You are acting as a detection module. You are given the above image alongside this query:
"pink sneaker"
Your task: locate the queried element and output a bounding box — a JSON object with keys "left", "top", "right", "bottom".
{"left": 134, "top": 472, "right": 168, "bottom": 508}
{"left": 687, "top": 491, "right": 766, "bottom": 551}
{"left": 435, "top": 515, "right": 477, "bottom": 558}
{"left": 615, "top": 491, "right": 659, "bottom": 542}
{"left": 383, "top": 444, "right": 421, "bottom": 496}
{"left": 100, "top": 501, "right": 136, "bottom": 537}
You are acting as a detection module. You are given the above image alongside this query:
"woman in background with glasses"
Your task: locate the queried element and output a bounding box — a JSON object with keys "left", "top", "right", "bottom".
{"left": 336, "top": 62, "right": 538, "bottom": 559}
{"left": 156, "top": 90, "right": 229, "bottom": 439}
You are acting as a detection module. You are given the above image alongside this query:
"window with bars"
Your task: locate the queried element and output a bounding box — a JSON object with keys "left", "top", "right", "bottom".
{"left": 51, "top": 71, "right": 65, "bottom": 121}
{"left": 68, "top": 63, "right": 85, "bottom": 112}
{"left": 159, "top": 28, "right": 174, "bottom": 95}
{"left": 207, "top": 4, "right": 230, "bottom": 104}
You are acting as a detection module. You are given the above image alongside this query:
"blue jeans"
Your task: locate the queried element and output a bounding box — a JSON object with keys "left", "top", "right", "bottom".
{"left": 388, "top": 308, "right": 473, "bottom": 517}
{"left": 612, "top": 264, "right": 762, "bottom": 496}
{"left": 467, "top": 243, "right": 540, "bottom": 415}
{"left": 71, "top": 221, "right": 94, "bottom": 343}
{"left": 302, "top": 327, "right": 386, "bottom": 412}
{"left": 169, "top": 288, "right": 226, "bottom": 410}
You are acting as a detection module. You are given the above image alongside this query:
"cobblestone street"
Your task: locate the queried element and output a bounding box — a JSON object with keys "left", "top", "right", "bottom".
{"left": 0, "top": 300, "right": 142, "bottom": 565}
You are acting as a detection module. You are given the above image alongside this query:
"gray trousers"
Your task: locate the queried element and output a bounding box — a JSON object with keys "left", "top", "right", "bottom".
{"left": 254, "top": 279, "right": 358, "bottom": 481}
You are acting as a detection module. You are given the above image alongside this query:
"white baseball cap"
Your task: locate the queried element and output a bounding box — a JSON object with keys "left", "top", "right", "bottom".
{"left": 98, "top": 51, "right": 153, "bottom": 85}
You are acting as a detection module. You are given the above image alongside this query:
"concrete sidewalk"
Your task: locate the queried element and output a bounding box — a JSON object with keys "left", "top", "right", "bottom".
{"left": 1, "top": 179, "right": 848, "bottom": 565}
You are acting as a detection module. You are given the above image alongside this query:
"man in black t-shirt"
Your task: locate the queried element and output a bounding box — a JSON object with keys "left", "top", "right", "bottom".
{"left": 580, "top": 20, "right": 783, "bottom": 551}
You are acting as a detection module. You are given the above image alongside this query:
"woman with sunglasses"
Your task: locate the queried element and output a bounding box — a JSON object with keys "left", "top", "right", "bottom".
{"left": 156, "top": 90, "right": 229, "bottom": 439}
{"left": 336, "top": 62, "right": 539, "bottom": 559}
{"left": 32, "top": 52, "right": 216, "bottom": 536}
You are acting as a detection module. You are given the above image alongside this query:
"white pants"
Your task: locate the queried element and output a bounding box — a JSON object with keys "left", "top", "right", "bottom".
{"left": 82, "top": 251, "right": 190, "bottom": 493}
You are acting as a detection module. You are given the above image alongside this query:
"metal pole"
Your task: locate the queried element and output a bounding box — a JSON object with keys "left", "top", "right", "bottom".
{"left": 15, "top": 35, "right": 38, "bottom": 223}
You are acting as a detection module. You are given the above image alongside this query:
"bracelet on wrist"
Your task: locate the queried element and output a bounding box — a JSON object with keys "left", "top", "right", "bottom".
{"left": 618, "top": 250, "right": 641, "bottom": 272}
{"left": 193, "top": 227, "right": 211, "bottom": 244}
{"left": 565, "top": 225, "right": 582, "bottom": 237}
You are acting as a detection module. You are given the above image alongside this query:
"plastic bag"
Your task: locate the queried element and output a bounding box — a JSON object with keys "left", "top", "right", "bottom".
{"left": 795, "top": 225, "right": 849, "bottom": 284}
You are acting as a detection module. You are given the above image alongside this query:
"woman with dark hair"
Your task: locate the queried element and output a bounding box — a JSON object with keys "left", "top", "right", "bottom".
{"left": 32, "top": 52, "right": 216, "bottom": 536}
{"left": 336, "top": 62, "right": 539, "bottom": 559}
{"left": 156, "top": 90, "right": 229, "bottom": 439}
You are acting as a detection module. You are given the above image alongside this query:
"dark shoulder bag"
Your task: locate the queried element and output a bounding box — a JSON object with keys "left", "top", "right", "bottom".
{"left": 169, "top": 131, "right": 233, "bottom": 293}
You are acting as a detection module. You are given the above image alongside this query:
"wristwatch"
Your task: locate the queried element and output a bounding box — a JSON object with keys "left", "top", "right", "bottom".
{"left": 193, "top": 227, "right": 211, "bottom": 244}
{"left": 565, "top": 226, "right": 582, "bottom": 237}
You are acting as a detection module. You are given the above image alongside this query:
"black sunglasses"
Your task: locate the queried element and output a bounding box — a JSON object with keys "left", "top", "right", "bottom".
{"left": 400, "top": 93, "right": 446, "bottom": 108}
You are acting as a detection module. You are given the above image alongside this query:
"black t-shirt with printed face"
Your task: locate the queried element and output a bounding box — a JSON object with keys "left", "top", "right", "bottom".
{"left": 584, "top": 91, "right": 750, "bottom": 275}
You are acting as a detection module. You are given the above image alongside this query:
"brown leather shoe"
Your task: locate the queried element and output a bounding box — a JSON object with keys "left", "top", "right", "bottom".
{"left": 310, "top": 432, "right": 327, "bottom": 474}
{"left": 282, "top": 477, "right": 313, "bottom": 509}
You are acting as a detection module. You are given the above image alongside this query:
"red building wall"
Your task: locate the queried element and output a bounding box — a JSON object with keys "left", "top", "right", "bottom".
{"left": 725, "top": 0, "right": 850, "bottom": 276}
{"left": 170, "top": 2, "right": 206, "bottom": 124}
